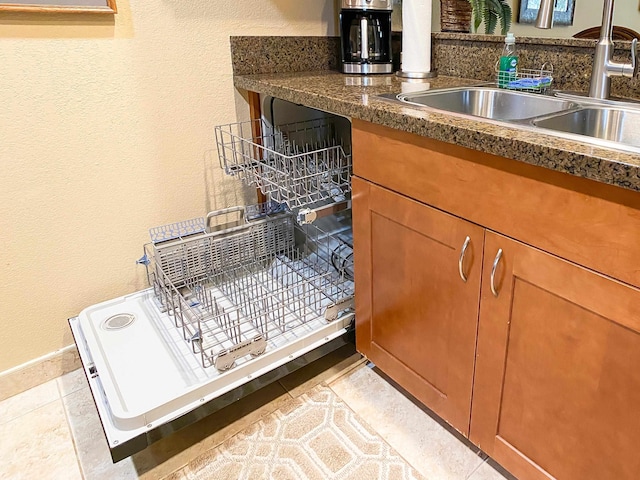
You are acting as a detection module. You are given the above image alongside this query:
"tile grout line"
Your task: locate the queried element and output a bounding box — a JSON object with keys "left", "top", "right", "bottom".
{"left": 0, "top": 381, "right": 62, "bottom": 427}
{"left": 367, "top": 362, "right": 490, "bottom": 470}
{"left": 0, "top": 400, "right": 58, "bottom": 427}
{"left": 275, "top": 353, "right": 365, "bottom": 398}
{"left": 56, "top": 379, "right": 87, "bottom": 480}
{"left": 329, "top": 365, "right": 494, "bottom": 480}
{"left": 326, "top": 378, "right": 427, "bottom": 479}
{"left": 323, "top": 355, "right": 367, "bottom": 386}
{"left": 277, "top": 379, "right": 297, "bottom": 399}
{"left": 466, "top": 457, "right": 490, "bottom": 479}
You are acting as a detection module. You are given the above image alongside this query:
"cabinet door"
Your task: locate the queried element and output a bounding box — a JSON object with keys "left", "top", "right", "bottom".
{"left": 470, "top": 231, "right": 640, "bottom": 480}
{"left": 352, "top": 176, "right": 484, "bottom": 435}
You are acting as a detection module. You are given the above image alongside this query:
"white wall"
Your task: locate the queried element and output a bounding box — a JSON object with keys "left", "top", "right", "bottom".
{"left": 0, "top": 0, "right": 336, "bottom": 372}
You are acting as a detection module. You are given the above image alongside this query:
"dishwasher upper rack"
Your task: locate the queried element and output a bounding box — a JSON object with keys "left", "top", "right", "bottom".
{"left": 142, "top": 205, "right": 355, "bottom": 371}
{"left": 215, "top": 118, "right": 352, "bottom": 210}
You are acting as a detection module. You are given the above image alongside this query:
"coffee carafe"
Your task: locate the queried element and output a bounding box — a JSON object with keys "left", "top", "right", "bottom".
{"left": 340, "top": 0, "right": 393, "bottom": 74}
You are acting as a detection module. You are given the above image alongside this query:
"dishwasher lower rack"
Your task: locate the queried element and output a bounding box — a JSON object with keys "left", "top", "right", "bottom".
{"left": 143, "top": 204, "right": 355, "bottom": 372}
{"left": 69, "top": 204, "right": 355, "bottom": 461}
{"left": 215, "top": 117, "right": 352, "bottom": 209}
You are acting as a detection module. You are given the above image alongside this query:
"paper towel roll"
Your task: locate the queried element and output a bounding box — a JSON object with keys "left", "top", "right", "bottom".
{"left": 401, "top": 0, "right": 432, "bottom": 74}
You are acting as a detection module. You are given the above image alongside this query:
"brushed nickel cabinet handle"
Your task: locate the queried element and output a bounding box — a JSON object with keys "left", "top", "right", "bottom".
{"left": 490, "top": 248, "right": 503, "bottom": 297}
{"left": 458, "top": 236, "right": 471, "bottom": 283}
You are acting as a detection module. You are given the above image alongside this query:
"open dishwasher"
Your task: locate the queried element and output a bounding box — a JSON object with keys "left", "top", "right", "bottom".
{"left": 69, "top": 105, "right": 355, "bottom": 462}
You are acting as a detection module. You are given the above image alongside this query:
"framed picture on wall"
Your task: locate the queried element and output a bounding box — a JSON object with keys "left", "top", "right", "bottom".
{"left": 519, "top": 0, "right": 575, "bottom": 26}
{"left": 0, "top": 0, "right": 116, "bottom": 13}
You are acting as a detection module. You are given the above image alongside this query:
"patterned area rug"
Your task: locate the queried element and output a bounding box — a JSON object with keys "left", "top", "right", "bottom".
{"left": 165, "top": 385, "right": 424, "bottom": 480}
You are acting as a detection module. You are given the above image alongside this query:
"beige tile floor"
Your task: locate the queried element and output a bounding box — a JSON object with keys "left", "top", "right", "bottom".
{"left": 0, "top": 348, "right": 512, "bottom": 480}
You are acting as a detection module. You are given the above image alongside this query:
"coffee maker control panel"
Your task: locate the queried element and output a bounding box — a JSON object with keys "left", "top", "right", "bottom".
{"left": 341, "top": 0, "right": 392, "bottom": 11}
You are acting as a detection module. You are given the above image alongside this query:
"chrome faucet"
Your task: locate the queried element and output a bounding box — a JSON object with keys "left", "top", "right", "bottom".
{"left": 536, "top": 0, "right": 638, "bottom": 99}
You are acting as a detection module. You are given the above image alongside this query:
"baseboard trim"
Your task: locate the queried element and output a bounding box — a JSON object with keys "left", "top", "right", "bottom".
{"left": 0, "top": 344, "right": 81, "bottom": 401}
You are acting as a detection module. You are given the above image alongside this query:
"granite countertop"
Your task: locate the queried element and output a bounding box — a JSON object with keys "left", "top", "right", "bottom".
{"left": 234, "top": 70, "right": 640, "bottom": 192}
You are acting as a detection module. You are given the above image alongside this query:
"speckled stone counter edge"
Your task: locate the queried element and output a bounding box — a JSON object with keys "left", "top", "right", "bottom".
{"left": 230, "top": 35, "right": 640, "bottom": 192}
{"left": 234, "top": 71, "right": 640, "bottom": 193}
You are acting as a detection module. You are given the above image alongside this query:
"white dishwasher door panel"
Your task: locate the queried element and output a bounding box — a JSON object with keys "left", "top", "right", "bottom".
{"left": 70, "top": 289, "right": 352, "bottom": 454}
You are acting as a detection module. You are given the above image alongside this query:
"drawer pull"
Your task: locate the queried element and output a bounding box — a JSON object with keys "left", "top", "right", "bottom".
{"left": 490, "top": 249, "right": 504, "bottom": 297}
{"left": 458, "top": 236, "right": 471, "bottom": 283}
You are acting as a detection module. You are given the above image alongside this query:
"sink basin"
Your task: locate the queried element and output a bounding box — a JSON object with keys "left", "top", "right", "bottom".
{"left": 381, "top": 85, "right": 640, "bottom": 154}
{"left": 533, "top": 107, "right": 640, "bottom": 150}
{"left": 397, "top": 86, "right": 577, "bottom": 121}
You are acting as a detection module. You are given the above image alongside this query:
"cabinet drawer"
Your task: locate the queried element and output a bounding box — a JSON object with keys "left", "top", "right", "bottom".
{"left": 352, "top": 119, "right": 640, "bottom": 289}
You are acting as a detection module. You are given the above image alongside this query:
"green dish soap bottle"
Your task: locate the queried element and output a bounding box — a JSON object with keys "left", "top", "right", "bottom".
{"left": 498, "top": 33, "right": 518, "bottom": 88}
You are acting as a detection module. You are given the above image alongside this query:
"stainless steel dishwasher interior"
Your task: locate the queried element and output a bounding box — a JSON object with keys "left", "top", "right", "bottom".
{"left": 396, "top": 86, "right": 578, "bottom": 121}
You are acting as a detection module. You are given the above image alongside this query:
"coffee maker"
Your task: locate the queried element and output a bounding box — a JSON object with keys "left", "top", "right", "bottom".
{"left": 340, "top": 0, "right": 393, "bottom": 74}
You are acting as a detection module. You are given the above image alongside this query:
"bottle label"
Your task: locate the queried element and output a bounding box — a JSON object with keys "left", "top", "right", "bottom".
{"left": 498, "top": 56, "right": 518, "bottom": 88}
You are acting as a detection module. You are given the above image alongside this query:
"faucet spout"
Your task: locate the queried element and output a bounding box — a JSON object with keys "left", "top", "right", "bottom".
{"left": 587, "top": 0, "right": 637, "bottom": 99}
{"left": 536, "top": 0, "right": 638, "bottom": 100}
{"left": 599, "top": 0, "right": 615, "bottom": 41}
{"left": 535, "top": 0, "right": 554, "bottom": 29}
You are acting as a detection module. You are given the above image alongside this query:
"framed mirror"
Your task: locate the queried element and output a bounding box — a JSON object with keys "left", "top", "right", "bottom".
{"left": 0, "top": 0, "right": 116, "bottom": 13}
{"left": 519, "top": 0, "right": 575, "bottom": 26}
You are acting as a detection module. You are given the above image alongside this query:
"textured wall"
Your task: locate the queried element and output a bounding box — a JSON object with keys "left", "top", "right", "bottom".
{"left": 0, "top": 0, "right": 336, "bottom": 372}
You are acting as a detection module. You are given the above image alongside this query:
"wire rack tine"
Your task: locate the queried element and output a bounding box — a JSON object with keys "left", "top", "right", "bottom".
{"left": 215, "top": 118, "right": 352, "bottom": 209}
{"left": 142, "top": 207, "right": 355, "bottom": 371}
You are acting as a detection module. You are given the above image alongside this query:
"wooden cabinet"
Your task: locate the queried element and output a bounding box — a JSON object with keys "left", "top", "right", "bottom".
{"left": 351, "top": 119, "right": 640, "bottom": 480}
{"left": 470, "top": 231, "right": 640, "bottom": 480}
{"left": 353, "top": 177, "right": 484, "bottom": 435}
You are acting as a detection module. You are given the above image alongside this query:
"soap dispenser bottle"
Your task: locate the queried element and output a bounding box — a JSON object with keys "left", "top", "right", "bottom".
{"left": 498, "top": 33, "right": 518, "bottom": 88}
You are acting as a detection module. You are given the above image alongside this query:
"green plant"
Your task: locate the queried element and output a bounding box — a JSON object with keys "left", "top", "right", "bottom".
{"left": 468, "top": 0, "right": 512, "bottom": 35}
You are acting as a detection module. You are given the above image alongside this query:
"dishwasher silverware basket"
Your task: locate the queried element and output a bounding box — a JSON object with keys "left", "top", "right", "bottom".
{"left": 142, "top": 204, "right": 355, "bottom": 371}
{"left": 215, "top": 118, "right": 352, "bottom": 209}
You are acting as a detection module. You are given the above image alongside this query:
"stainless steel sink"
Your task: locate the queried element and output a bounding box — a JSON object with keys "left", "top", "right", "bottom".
{"left": 533, "top": 107, "right": 640, "bottom": 149}
{"left": 397, "top": 86, "right": 577, "bottom": 121}
{"left": 380, "top": 85, "right": 640, "bottom": 154}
